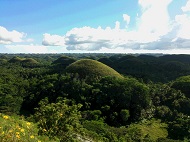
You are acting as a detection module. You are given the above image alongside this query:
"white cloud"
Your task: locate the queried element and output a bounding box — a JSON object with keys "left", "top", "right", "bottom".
{"left": 26, "top": 38, "right": 34, "bottom": 42}
{"left": 182, "top": 0, "right": 190, "bottom": 12}
{"left": 175, "top": 14, "right": 190, "bottom": 39}
{"left": 138, "top": 0, "right": 172, "bottom": 10}
{"left": 5, "top": 44, "right": 50, "bottom": 53}
{"left": 42, "top": 33, "right": 65, "bottom": 46}
{"left": 0, "top": 26, "right": 25, "bottom": 44}
{"left": 41, "top": 0, "right": 190, "bottom": 53}
{"left": 115, "top": 21, "right": 120, "bottom": 30}
{"left": 137, "top": 0, "right": 172, "bottom": 42}
{"left": 123, "top": 14, "right": 130, "bottom": 25}
{"left": 42, "top": 26, "right": 139, "bottom": 51}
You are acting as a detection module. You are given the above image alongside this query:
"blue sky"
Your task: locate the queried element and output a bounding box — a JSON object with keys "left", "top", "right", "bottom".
{"left": 0, "top": 0, "right": 190, "bottom": 54}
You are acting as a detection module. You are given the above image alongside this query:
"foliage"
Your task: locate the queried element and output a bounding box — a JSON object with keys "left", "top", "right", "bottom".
{"left": 171, "top": 75, "right": 190, "bottom": 98}
{"left": 82, "top": 119, "right": 168, "bottom": 142}
{"left": 167, "top": 116, "right": 190, "bottom": 140}
{"left": 81, "top": 110, "right": 102, "bottom": 121}
{"left": 149, "top": 83, "right": 190, "bottom": 120}
{"left": 92, "top": 77, "right": 151, "bottom": 124}
{"left": 0, "top": 113, "right": 54, "bottom": 142}
{"left": 120, "top": 109, "right": 130, "bottom": 125}
{"left": 34, "top": 97, "right": 83, "bottom": 141}
{"left": 0, "top": 67, "right": 29, "bottom": 114}
{"left": 82, "top": 120, "right": 118, "bottom": 141}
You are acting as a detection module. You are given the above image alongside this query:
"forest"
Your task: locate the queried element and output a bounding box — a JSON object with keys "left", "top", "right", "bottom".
{"left": 0, "top": 53, "right": 190, "bottom": 142}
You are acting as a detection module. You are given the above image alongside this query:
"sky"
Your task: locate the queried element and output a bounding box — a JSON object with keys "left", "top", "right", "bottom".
{"left": 0, "top": 0, "right": 190, "bottom": 54}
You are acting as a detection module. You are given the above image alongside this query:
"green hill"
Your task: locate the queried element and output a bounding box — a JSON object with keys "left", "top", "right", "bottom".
{"left": 52, "top": 56, "right": 76, "bottom": 68}
{"left": 8, "top": 57, "right": 24, "bottom": 63}
{"left": 8, "top": 57, "right": 39, "bottom": 67}
{"left": 66, "top": 59, "right": 123, "bottom": 80}
{"left": 98, "top": 57, "right": 114, "bottom": 68}
{"left": 21, "top": 58, "right": 38, "bottom": 64}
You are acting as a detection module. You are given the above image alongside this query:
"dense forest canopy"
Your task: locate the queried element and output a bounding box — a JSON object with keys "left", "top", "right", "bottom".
{"left": 0, "top": 53, "right": 190, "bottom": 142}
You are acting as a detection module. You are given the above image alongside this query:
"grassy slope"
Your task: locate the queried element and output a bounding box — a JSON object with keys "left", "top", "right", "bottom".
{"left": 66, "top": 59, "right": 123, "bottom": 79}
{"left": 128, "top": 119, "right": 168, "bottom": 141}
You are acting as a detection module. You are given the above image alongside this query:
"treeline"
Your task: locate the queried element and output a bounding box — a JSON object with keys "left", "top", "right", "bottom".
{"left": 0, "top": 54, "right": 190, "bottom": 141}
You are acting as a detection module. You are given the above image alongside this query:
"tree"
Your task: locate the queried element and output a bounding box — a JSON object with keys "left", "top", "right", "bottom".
{"left": 91, "top": 77, "right": 151, "bottom": 125}
{"left": 172, "top": 75, "right": 190, "bottom": 98}
{"left": 168, "top": 117, "right": 190, "bottom": 140}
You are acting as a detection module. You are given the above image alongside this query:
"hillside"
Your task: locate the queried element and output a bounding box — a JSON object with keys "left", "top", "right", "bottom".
{"left": 66, "top": 59, "right": 123, "bottom": 80}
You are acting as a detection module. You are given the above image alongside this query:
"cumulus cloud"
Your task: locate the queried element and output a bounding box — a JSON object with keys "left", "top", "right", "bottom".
{"left": 0, "top": 26, "right": 25, "bottom": 44}
{"left": 64, "top": 26, "right": 121, "bottom": 50}
{"left": 138, "top": 0, "right": 172, "bottom": 41}
{"left": 42, "top": 33, "right": 65, "bottom": 46}
{"left": 42, "top": 0, "right": 190, "bottom": 52}
{"left": 182, "top": 0, "right": 190, "bottom": 12}
{"left": 175, "top": 14, "right": 190, "bottom": 39}
{"left": 42, "top": 26, "right": 139, "bottom": 51}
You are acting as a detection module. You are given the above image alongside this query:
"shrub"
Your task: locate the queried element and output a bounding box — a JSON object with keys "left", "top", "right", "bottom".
{"left": 34, "top": 97, "right": 83, "bottom": 141}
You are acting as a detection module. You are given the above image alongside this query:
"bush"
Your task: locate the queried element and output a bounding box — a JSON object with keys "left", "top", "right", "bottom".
{"left": 34, "top": 97, "right": 83, "bottom": 141}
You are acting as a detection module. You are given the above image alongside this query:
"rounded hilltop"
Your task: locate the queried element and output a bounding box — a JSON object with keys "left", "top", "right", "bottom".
{"left": 66, "top": 59, "right": 123, "bottom": 80}
{"left": 52, "top": 56, "right": 76, "bottom": 68}
{"left": 21, "top": 58, "right": 38, "bottom": 64}
{"left": 8, "top": 57, "right": 24, "bottom": 63}
{"left": 8, "top": 57, "right": 38, "bottom": 64}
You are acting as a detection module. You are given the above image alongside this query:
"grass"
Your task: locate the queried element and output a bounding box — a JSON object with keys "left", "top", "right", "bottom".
{"left": 128, "top": 119, "right": 168, "bottom": 141}
{"left": 66, "top": 59, "right": 123, "bottom": 80}
{"left": 0, "top": 113, "right": 57, "bottom": 142}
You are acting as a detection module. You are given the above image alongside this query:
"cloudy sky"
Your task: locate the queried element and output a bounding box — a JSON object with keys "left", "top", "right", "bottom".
{"left": 0, "top": 0, "right": 190, "bottom": 54}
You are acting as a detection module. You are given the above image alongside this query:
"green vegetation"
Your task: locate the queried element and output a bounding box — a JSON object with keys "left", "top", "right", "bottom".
{"left": 66, "top": 59, "right": 123, "bottom": 80}
{"left": 127, "top": 119, "right": 168, "bottom": 141}
{"left": 0, "top": 53, "right": 190, "bottom": 141}
{"left": 21, "top": 58, "right": 39, "bottom": 64}
{"left": 52, "top": 56, "right": 76, "bottom": 66}
{"left": 171, "top": 75, "right": 190, "bottom": 98}
{"left": 34, "top": 98, "right": 83, "bottom": 141}
{"left": 0, "top": 113, "right": 54, "bottom": 142}
{"left": 8, "top": 56, "right": 25, "bottom": 63}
